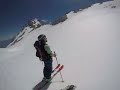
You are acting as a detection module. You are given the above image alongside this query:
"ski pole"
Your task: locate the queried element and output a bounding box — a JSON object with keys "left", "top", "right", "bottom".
{"left": 54, "top": 51, "right": 64, "bottom": 82}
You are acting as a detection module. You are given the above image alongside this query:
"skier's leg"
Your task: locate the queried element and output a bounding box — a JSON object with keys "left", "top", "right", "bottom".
{"left": 43, "top": 60, "right": 52, "bottom": 79}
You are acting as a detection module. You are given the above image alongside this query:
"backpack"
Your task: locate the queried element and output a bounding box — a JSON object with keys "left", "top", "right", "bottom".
{"left": 34, "top": 41, "right": 44, "bottom": 61}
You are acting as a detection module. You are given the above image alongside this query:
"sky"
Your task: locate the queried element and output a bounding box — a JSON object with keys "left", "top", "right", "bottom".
{"left": 0, "top": 0, "right": 120, "bottom": 89}
{"left": 0, "top": 0, "right": 110, "bottom": 41}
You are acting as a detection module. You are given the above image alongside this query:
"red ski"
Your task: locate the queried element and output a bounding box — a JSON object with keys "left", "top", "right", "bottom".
{"left": 51, "top": 65, "right": 64, "bottom": 79}
{"left": 52, "top": 64, "right": 60, "bottom": 73}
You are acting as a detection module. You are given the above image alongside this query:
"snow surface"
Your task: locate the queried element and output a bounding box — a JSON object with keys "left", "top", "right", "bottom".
{"left": 0, "top": 0, "right": 120, "bottom": 90}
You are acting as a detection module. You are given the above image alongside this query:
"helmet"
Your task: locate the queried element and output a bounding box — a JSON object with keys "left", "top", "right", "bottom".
{"left": 38, "top": 34, "right": 46, "bottom": 42}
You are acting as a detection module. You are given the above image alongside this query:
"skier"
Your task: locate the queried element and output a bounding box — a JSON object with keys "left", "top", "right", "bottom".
{"left": 34, "top": 34, "right": 56, "bottom": 82}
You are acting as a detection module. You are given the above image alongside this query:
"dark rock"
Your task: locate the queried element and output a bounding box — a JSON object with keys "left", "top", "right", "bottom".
{"left": 51, "top": 15, "right": 68, "bottom": 25}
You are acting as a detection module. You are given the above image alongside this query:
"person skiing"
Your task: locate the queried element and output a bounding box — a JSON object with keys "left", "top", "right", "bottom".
{"left": 34, "top": 34, "right": 56, "bottom": 82}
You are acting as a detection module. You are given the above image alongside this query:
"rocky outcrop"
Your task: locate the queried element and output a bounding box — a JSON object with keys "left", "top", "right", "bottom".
{"left": 51, "top": 15, "right": 68, "bottom": 25}
{"left": 28, "top": 18, "right": 42, "bottom": 28}
{"left": 73, "top": 9, "right": 83, "bottom": 13}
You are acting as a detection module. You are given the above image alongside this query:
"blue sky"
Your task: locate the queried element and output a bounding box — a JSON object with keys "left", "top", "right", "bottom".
{"left": 0, "top": 0, "right": 109, "bottom": 41}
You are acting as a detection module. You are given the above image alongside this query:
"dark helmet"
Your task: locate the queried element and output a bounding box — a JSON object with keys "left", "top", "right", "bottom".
{"left": 38, "top": 34, "right": 46, "bottom": 42}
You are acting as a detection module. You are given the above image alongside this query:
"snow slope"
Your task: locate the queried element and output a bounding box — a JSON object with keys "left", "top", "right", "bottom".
{"left": 0, "top": 0, "right": 120, "bottom": 90}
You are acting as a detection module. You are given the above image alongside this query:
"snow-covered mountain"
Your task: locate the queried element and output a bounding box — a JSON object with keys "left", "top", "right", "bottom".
{"left": 7, "top": 18, "right": 47, "bottom": 47}
{"left": 0, "top": 0, "right": 120, "bottom": 90}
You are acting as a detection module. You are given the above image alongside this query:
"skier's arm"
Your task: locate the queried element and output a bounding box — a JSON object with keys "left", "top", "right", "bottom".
{"left": 44, "top": 44, "right": 56, "bottom": 57}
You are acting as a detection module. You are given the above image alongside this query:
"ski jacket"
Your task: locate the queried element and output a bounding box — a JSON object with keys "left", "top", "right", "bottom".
{"left": 34, "top": 41, "right": 52, "bottom": 61}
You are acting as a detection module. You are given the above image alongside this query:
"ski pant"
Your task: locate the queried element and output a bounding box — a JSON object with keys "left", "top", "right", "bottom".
{"left": 43, "top": 59, "right": 52, "bottom": 79}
